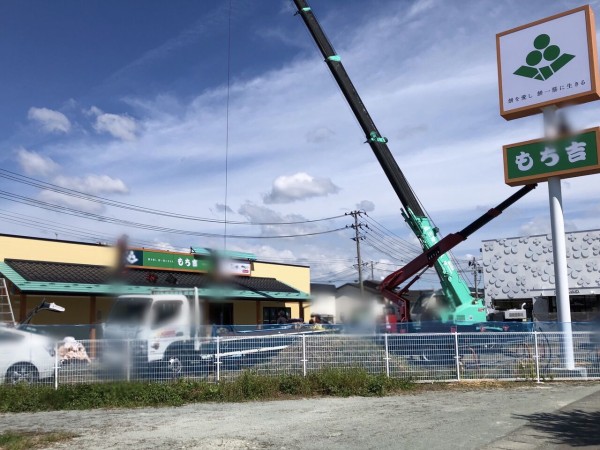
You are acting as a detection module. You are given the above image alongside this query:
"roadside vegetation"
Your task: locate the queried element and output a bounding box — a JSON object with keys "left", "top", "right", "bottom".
{"left": 0, "top": 368, "right": 571, "bottom": 414}
{"left": 0, "top": 369, "right": 414, "bottom": 413}
{"left": 0, "top": 431, "right": 77, "bottom": 450}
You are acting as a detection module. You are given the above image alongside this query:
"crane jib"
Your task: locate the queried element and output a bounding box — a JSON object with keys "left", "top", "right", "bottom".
{"left": 294, "top": 0, "right": 425, "bottom": 217}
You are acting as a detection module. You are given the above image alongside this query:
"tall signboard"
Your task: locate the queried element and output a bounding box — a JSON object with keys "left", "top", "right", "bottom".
{"left": 497, "top": 6, "right": 600, "bottom": 120}
{"left": 497, "top": 5, "right": 600, "bottom": 371}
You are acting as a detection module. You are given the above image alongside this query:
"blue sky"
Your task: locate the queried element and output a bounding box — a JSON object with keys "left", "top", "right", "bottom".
{"left": 1, "top": 0, "right": 599, "bottom": 286}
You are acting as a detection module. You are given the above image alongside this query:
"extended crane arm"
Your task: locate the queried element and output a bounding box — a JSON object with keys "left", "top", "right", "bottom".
{"left": 293, "top": 0, "right": 424, "bottom": 216}
{"left": 381, "top": 184, "right": 537, "bottom": 321}
{"left": 294, "top": 0, "right": 536, "bottom": 323}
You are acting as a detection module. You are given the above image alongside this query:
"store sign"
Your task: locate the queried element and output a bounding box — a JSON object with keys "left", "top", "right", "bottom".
{"left": 497, "top": 5, "right": 600, "bottom": 120}
{"left": 503, "top": 127, "right": 600, "bottom": 185}
{"left": 219, "top": 260, "right": 252, "bottom": 276}
{"left": 125, "top": 249, "right": 211, "bottom": 272}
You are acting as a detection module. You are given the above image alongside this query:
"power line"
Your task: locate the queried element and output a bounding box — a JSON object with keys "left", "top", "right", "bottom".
{"left": 362, "top": 215, "right": 420, "bottom": 255}
{"left": 0, "top": 189, "right": 347, "bottom": 239}
{"left": 363, "top": 213, "right": 419, "bottom": 248}
{"left": 363, "top": 224, "right": 420, "bottom": 258}
{"left": 363, "top": 234, "right": 412, "bottom": 264}
{"left": 0, "top": 209, "right": 157, "bottom": 247}
{"left": 0, "top": 169, "right": 345, "bottom": 225}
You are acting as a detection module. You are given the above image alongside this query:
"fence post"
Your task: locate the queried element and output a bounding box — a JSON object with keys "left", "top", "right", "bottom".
{"left": 453, "top": 332, "right": 460, "bottom": 381}
{"left": 54, "top": 341, "right": 59, "bottom": 390}
{"left": 533, "top": 331, "right": 541, "bottom": 383}
{"left": 126, "top": 339, "right": 131, "bottom": 382}
{"left": 215, "top": 336, "right": 221, "bottom": 382}
{"left": 384, "top": 334, "right": 390, "bottom": 377}
{"left": 301, "top": 334, "right": 307, "bottom": 377}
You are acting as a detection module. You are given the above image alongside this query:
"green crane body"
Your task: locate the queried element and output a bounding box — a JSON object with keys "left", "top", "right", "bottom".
{"left": 403, "top": 209, "right": 486, "bottom": 323}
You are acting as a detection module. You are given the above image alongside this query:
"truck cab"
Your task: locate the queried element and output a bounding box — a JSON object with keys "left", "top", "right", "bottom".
{"left": 103, "top": 294, "right": 193, "bottom": 363}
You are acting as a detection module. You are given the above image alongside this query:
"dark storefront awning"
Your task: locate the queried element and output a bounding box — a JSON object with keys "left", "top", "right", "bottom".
{"left": 0, "top": 259, "right": 309, "bottom": 300}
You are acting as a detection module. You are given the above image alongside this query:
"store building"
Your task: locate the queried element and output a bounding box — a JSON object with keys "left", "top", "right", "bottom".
{"left": 0, "top": 233, "right": 311, "bottom": 334}
{"left": 481, "top": 229, "right": 600, "bottom": 321}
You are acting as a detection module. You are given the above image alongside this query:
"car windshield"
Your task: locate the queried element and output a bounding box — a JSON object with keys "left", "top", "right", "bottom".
{"left": 108, "top": 298, "right": 151, "bottom": 325}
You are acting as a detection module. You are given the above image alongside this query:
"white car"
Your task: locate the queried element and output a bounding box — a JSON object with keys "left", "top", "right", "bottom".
{"left": 0, "top": 325, "right": 56, "bottom": 384}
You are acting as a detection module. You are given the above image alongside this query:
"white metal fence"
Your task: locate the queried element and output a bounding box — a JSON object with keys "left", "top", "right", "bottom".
{"left": 2, "top": 331, "right": 599, "bottom": 387}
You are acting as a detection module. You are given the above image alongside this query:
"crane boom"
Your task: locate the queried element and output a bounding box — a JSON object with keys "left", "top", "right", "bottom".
{"left": 294, "top": 1, "right": 536, "bottom": 324}
{"left": 292, "top": 0, "right": 424, "bottom": 217}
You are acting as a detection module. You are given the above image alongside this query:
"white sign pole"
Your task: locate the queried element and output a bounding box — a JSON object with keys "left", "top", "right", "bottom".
{"left": 542, "top": 106, "right": 575, "bottom": 370}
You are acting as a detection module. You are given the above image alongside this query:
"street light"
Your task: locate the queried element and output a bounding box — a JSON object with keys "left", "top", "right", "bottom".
{"left": 21, "top": 300, "right": 65, "bottom": 325}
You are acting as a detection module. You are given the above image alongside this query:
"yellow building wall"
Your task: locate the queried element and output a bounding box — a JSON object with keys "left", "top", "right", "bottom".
{"left": 251, "top": 262, "right": 310, "bottom": 294}
{"left": 23, "top": 295, "right": 92, "bottom": 325}
{"left": 284, "top": 302, "right": 301, "bottom": 319}
{"left": 0, "top": 234, "right": 313, "bottom": 327}
{"left": 0, "top": 235, "right": 117, "bottom": 266}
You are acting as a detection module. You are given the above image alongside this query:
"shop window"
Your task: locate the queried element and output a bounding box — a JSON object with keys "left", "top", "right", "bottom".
{"left": 263, "top": 307, "right": 291, "bottom": 324}
{"left": 549, "top": 295, "right": 600, "bottom": 313}
{"left": 571, "top": 295, "right": 600, "bottom": 313}
{"left": 151, "top": 301, "right": 183, "bottom": 329}
{"left": 209, "top": 303, "right": 233, "bottom": 326}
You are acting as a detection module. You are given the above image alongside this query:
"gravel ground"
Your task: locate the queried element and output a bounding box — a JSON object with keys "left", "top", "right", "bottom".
{"left": 0, "top": 383, "right": 598, "bottom": 450}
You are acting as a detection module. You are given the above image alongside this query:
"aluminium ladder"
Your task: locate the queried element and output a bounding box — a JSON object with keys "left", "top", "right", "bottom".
{"left": 0, "top": 278, "right": 16, "bottom": 326}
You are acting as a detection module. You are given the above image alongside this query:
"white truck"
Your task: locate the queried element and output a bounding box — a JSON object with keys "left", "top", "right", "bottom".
{"left": 101, "top": 289, "right": 305, "bottom": 377}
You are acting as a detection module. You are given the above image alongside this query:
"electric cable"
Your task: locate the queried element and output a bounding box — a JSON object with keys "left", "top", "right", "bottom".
{"left": 0, "top": 190, "right": 346, "bottom": 239}
{"left": 0, "top": 169, "right": 345, "bottom": 225}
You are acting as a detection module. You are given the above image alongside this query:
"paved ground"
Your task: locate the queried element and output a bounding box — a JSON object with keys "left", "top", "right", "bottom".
{"left": 0, "top": 383, "right": 598, "bottom": 450}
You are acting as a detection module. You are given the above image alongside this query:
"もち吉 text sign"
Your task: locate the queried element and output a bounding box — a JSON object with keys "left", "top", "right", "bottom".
{"left": 503, "top": 127, "right": 600, "bottom": 185}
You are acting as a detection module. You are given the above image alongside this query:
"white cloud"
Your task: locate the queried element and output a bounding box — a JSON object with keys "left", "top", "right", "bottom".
{"left": 520, "top": 215, "right": 578, "bottom": 237}
{"left": 356, "top": 200, "right": 375, "bottom": 212}
{"left": 27, "top": 107, "right": 71, "bottom": 134}
{"left": 89, "top": 106, "right": 137, "bottom": 141}
{"left": 152, "top": 241, "right": 177, "bottom": 251}
{"left": 15, "top": 148, "right": 59, "bottom": 176}
{"left": 237, "top": 202, "right": 320, "bottom": 236}
{"left": 407, "top": 0, "right": 436, "bottom": 18}
{"left": 263, "top": 172, "right": 340, "bottom": 204}
{"left": 38, "top": 190, "right": 104, "bottom": 214}
{"left": 54, "top": 174, "right": 129, "bottom": 195}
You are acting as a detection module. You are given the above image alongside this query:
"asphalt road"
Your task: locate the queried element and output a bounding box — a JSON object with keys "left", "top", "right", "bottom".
{"left": 0, "top": 383, "right": 598, "bottom": 449}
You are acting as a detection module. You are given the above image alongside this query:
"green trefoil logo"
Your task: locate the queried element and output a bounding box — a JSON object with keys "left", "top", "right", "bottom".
{"left": 514, "top": 34, "right": 574, "bottom": 81}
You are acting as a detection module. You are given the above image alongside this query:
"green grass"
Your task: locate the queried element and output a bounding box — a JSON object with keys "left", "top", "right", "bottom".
{"left": 0, "top": 369, "right": 415, "bottom": 413}
{"left": 0, "top": 431, "right": 77, "bottom": 450}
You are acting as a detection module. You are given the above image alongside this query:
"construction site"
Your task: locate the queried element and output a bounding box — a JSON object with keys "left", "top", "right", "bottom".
{"left": 0, "top": 1, "right": 599, "bottom": 449}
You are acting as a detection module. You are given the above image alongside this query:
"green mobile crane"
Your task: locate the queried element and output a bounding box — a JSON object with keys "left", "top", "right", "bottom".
{"left": 293, "top": 0, "right": 536, "bottom": 325}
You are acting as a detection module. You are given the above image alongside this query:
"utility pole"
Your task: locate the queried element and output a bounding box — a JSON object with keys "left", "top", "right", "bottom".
{"left": 370, "top": 261, "right": 375, "bottom": 280}
{"left": 468, "top": 257, "right": 482, "bottom": 299}
{"left": 348, "top": 211, "right": 365, "bottom": 298}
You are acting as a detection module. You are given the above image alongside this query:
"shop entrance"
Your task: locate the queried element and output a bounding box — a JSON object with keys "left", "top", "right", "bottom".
{"left": 208, "top": 303, "right": 234, "bottom": 325}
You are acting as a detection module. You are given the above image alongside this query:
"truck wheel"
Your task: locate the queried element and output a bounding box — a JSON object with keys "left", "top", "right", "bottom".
{"left": 5, "top": 363, "right": 39, "bottom": 384}
{"left": 167, "top": 356, "right": 182, "bottom": 376}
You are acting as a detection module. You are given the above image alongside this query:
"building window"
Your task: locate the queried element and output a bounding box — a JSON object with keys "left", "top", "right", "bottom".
{"left": 263, "top": 307, "right": 291, "bottom": 324}
{"left": 209, "top": 303, "right": 233, "bottom": 326}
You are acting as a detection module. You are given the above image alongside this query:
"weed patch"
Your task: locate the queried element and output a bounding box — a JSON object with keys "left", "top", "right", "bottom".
{"left": 0, "top": 369, "right": 415, "bottom": 413}
{"left": 0, "top": 431, "right": 76, "bottom": 450}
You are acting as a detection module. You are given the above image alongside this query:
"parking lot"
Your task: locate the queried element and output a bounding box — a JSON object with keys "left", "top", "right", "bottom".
{"left": 1, "top": 383, "right": 598, "bottom": 449}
